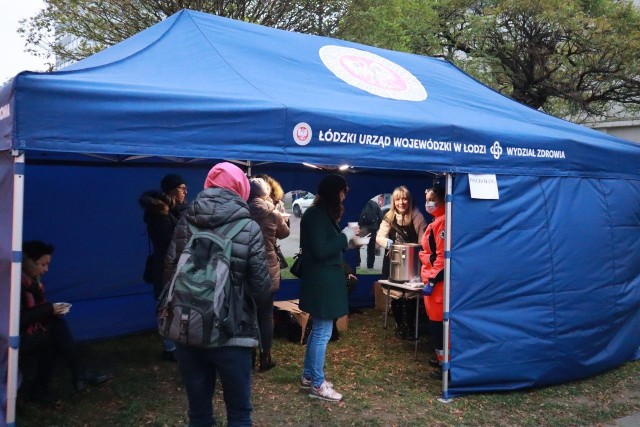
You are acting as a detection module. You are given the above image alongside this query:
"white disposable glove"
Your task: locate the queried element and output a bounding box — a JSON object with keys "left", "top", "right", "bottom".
{"left": 341, "top": 226, "right": 356, "bottom": 242}
{"left": 386, "top": 239, "right": 394, "bottom": 249}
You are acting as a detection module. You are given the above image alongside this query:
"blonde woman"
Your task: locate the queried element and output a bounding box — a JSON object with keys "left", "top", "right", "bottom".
{"left": 375, "top": 186, "right": 427, "bottom": 278}
{"left": 256, "top": 173, "right": 286, "bottom": 215}
{"left": 247, "top": 177, "right": 290, "bottom": 371}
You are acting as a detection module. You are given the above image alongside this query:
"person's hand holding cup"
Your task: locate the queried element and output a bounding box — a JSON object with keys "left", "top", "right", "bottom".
{"left": 347, "top": 222, "right": 360, "bottom": 237}
{"left": 53, "top": 302, "right": 72, "bottom": 316}
{"left": 342, "top": 222, "right": 359, "bottom": 247}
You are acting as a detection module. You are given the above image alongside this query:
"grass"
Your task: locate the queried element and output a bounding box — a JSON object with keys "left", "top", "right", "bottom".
{"left": 15, "top": 308, "right": 640, "bottom": 426}
{"left": 280, "top": 256, "right": 298, "bottom": 280}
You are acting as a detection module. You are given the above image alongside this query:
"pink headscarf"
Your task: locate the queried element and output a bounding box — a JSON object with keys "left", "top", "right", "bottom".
{"left": 204, "top": 162, "right": 250, "bottom": 201}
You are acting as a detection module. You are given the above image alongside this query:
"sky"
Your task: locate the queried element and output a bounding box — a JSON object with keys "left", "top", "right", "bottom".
{"left": 0, "top": 0, "right": 47, "bottom": 83}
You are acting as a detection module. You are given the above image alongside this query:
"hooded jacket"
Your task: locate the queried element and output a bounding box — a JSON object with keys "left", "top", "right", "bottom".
{"left": 165, "top": 187, "right": 271, "bottom": 348}
{"left": 248, "top": 196, "right": 290, "bottom": 293}
{"left": 419, "top": 204, "right": 446, "bottom": 321}
{"left": 139, "top": 190, "right": 184, "bottom": 298}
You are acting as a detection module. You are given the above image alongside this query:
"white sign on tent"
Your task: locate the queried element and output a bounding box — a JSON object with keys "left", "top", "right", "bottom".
{"left": 468, "top": 174, "right": 499, "bottom": 199}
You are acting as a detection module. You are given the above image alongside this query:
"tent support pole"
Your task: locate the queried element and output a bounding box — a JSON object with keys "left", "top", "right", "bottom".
{"left": 6, "top": 151, "right": 25, "bottom": 426}
{"left": 439, "top": 172, "right": 453, "bottom": 403}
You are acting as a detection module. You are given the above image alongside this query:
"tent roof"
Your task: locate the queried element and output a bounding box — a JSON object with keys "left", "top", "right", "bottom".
{"left": 2, "top": 9, "right": 640, "bottom": 178}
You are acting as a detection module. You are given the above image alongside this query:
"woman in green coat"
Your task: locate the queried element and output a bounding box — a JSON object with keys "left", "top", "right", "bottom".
{"left": 299, "top": 174, "right": 358, "bottom": 402}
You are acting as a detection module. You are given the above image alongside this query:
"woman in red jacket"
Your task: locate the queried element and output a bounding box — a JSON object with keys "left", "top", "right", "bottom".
{"left": 419, "top": 186, "right": 446, "bottom": 378}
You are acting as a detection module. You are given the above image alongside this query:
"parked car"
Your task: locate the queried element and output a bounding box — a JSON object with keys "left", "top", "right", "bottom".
{"left": 377, "top": 193, "right": 392, "bottom": 217}
{"left": 292, "top": 192, "right": 315, "bottom": 217}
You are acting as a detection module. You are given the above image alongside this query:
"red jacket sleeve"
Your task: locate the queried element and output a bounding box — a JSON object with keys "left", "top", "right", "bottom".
{"left": 419, "top": 216, "right": 445, "bottom": 284}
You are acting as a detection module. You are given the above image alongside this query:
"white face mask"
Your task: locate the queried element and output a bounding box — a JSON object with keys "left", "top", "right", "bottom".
{"left": 425, "top": 201, "right": 437, "bottom": 214}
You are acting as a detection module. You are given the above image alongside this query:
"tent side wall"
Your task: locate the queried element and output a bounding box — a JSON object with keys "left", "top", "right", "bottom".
{"left": 449, "top": 174, "right": 640, "bottom": 395}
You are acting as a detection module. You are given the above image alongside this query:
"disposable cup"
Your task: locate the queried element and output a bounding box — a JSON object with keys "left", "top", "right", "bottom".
{"left": 353, "top": 236, "right": 370, "bottom": 246}
{"left": 54, "top": 302, "right": 72, "bottom": 315}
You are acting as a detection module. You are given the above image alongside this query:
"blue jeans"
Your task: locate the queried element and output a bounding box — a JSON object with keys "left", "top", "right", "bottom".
{"left": 176, "top": 345, "right": 253, "bottom": 427}
{"left": 162, "top": 336, "right": 176, "bottom": 352}
{"left": 302, "top": 316, "right": 334, "bottom": 388}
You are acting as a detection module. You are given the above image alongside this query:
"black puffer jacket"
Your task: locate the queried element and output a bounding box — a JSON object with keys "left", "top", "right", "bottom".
{"left": 165, "top": 187, "right": 271, "bottom": 348}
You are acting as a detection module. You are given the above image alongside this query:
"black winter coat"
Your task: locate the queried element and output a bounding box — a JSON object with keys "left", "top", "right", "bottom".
{"left": 139, "top": 190, "right": 185, "bottom": 298}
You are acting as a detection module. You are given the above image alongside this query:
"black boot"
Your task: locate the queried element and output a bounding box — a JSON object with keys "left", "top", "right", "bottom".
{"left": 162, "top": 350, "right": 177, "bottom": 362}
{"left": 252, "top": 348, "right": 257, "bottom": 370}
{"left": 259, "top": 351, "right": 276, "bottom": 372}
{"left": 74, "top": 371, "right": 109, "bottom": 391}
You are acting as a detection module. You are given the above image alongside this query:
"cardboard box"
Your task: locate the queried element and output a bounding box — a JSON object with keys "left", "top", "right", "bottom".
{"left": 274, "top": 299, "right": 347, "bottom": 343}
{"left": 373, "top": 281, "right": 390, "bottom": 312}
{"left": 273, "top": 300, "right": 309, "bottom": 344}
{"left": 335, "top": 314, "right": 348, "bottom": 332}
{"left": 373, "top": 281, "right": 415, "bottom": 312}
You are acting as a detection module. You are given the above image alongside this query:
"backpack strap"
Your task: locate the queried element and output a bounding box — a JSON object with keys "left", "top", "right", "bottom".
{"left": 216, "top": 218, "right": 251, "bottom": 241}
{"left": 164, "top": 218, "right": 251, "bottom": 301}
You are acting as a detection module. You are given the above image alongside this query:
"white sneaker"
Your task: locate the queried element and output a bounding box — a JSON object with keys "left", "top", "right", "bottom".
{"left": 300, "top": 376, "right": 332, "bottom": 390}
{"left": 309, "top": 381, "right": 342, "bottom": 401}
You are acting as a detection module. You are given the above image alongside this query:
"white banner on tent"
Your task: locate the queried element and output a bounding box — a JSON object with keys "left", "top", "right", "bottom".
{"left": 468, "top": 174, "right": 499, "bottom": 199}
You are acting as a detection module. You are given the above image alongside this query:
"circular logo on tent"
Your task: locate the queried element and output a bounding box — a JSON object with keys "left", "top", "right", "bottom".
{"left": 293, "top": 122, "right": 312, "bottom": 146}
{"left": 319, "top": 45, "right": 427, "bottom": 102}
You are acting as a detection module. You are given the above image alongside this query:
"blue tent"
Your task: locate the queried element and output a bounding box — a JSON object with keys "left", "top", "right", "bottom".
{"left": 1, "top": 8, "right": 639, "bottom": 420}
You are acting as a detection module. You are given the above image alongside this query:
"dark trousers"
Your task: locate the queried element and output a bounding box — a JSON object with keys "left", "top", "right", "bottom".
{"left": 20, "top": 317, "right": 83, "bottom": 393}
{"left": 365, "top": 229, "right": 377, "bottom": 268}
{"left": 256, "top": 293, "right": 274, "bottom": 352}
{"left": 176, "top": 345, "right": 253, "bottom": 427}
{"left": 356, "top": 225, "right": 378, "bottom": 268}
{"left": 430, "top": 320, "right": 444, "bottom": 352}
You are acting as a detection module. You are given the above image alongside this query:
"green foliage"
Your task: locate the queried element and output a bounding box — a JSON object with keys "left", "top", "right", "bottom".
{"left": 336, "top": 0, "right": 439, "bottom": 53}
{"left": 21, "top": 0, "right": 349, "bottom": 65}
{"left": 339, "top": 0, "right": 640, "bottom": 119}
{"left": 449, "top": 0, "right": 640, "bottom": 118}
{"left": 18, "top": 0, "right": 640, "bottom": 119}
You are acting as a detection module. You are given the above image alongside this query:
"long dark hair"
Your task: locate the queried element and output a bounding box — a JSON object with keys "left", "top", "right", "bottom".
{"left": 313, "top": 193, "right": 344, "bottom": 223}
{"left": 313, "top": 174, "right": 348, "bottom": 223}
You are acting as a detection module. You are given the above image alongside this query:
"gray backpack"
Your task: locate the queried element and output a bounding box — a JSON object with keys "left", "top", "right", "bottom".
{"left": 158, "top": 218, "right": 250, "bottom": 348}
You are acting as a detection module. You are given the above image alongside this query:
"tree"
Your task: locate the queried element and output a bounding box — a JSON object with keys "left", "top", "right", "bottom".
{"left": 338, "top": 0, "right": 640, "bottom": 120}
{"left": 334, "top": 0, "right": 439, "bottom": 54}
{"left": 20, "top": 0, "right": 640, "bottom": 119}
{"left": 20, "top": 0, "right": 349, "bottom": 67}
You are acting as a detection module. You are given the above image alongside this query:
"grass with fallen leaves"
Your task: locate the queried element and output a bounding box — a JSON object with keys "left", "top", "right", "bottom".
{"left": 15, "top": 308, "right": 640, "bottom": 426}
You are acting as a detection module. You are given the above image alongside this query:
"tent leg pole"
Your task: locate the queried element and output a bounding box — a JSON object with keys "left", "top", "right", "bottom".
{"left": 6, "top": 151, "right": 25, "bottom": 427}
{"left": 441, "top": 173, "right": 453, "bottom": 401}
